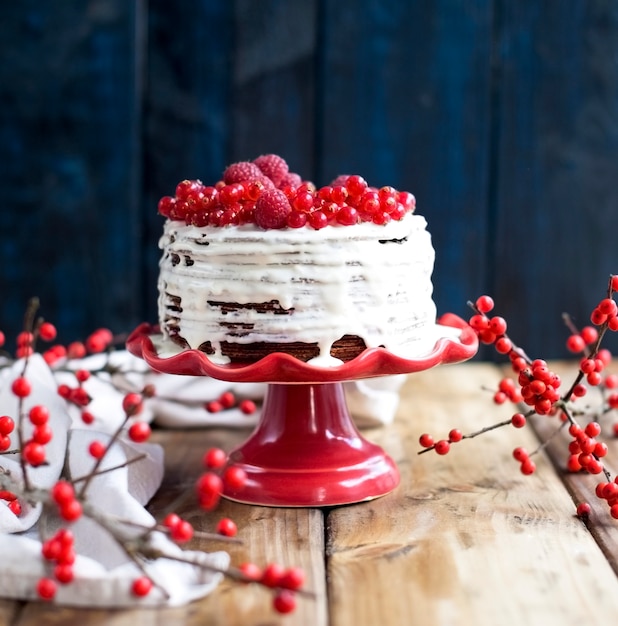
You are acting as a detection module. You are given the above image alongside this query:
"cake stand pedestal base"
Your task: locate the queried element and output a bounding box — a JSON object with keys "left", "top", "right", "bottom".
{"left": 223, "top": 382, "right": 400, "bottom": 507}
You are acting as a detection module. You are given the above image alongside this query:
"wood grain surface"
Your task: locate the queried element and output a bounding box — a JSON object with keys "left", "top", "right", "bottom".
{"left": 4, "top": 362, "right": 618, "bottom": 625}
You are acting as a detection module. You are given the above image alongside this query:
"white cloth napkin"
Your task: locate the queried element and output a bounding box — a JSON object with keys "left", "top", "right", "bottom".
{"left": 0, "top": 355, "right": 227, "bottom": 607}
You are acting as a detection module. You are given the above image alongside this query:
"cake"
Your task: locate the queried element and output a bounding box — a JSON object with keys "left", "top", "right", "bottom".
{"left": 156, "top": 155, "right": 437, "bottom": 365}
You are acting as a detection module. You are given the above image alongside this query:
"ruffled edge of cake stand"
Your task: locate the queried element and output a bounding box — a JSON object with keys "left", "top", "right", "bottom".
{"left": 126, "top": 313, "right": 479, "bottom": 384}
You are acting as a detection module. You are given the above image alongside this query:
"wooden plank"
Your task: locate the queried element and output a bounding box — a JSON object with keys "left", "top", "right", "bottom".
{"left": 318, "top": 0, "right": 493, "bottom": 317}
{"left": 327, "top": 363, "right": 618, "bottom": 625}
{"left": 0, "top": 1, "right": 143, "bottom": 345}
{"left": 9, "top": 426, "right": 326, "bottom": 626}
{"left": 491, "top": 2, "right": 618, "bottom": 358}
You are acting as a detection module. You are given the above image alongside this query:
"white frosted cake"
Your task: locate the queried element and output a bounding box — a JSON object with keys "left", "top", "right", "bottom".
{"left": 156, "top": 155, "right": 437, "bottom": 365}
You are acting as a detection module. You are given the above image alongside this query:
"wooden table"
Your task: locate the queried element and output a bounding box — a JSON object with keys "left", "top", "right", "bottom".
{"left": 3, "top": 361, "right": 618, "bottom": 625}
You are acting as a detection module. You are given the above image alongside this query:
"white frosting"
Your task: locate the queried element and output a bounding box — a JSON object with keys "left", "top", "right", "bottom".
{"left": 157, "top": 213, "right": 437, "bottom": 365}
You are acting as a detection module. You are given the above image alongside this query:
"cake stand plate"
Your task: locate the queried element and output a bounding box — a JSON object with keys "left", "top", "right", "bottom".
{"left": 127, "top": 313, "right": 478, "bottom": 507}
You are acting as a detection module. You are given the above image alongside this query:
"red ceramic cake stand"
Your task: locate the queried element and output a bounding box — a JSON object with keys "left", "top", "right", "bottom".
{"left": 127, "top": 313, "right": 478, "bottom": 507}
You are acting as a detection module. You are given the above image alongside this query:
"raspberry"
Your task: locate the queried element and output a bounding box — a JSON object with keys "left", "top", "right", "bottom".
{"left": 222, "top": 161, "right": 263, "bottom": 184}
{"left": 254, "top": 188, "right": 292, "bottom": 229}
{"left": 253, "top": 154, "right": 289, "bottom": 186}
{"left": 279, "top": 171, "right": 302, "bottom": 189}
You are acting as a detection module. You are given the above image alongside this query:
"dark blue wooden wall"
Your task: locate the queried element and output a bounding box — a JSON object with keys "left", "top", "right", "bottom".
{"left": 2, "top": 0, "right": 618, "bottom": 359}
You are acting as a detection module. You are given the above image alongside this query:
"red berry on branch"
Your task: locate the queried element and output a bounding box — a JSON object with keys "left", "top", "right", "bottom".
{"left": 122, "top": 393, "right": 144, "bottom": 416}
{"left": 59, "top": 500, "right": 83, "bottom": 522}
{"left": 36, "top": 577, "right": 57, "bottom": 600}
{"left": 128, "top": 421, "right": 151, "bottom": 443}
{"left": 512, "top": 447, "right": 528, "bottom": 462}
{"left": 22, "top": 442, "right": 46, "bottom": 466}
{"left": 419, "top": 433, "right": 434, "bottom": 448}
{"left": 203, "top": 447, "right": 227, "bottom": 469}
{"left": 0, "top": 415, "right": 15, "bottom": 436}
{"left": 239, "top": 562, "right": 262, "bottom": 582}
{"left": 88, "top": 440, "right": 106, "bottom": 459}
{"left": 273, "top": 589, "right": 297, "bottom": 614}
{"left": 219, "top": 391, "right": 236, "bottom": 409}
{"left": 67, "top": 342, "right": 87, "bottom": 359}
{"left": 38, "top": 322, "right": 57, "bottom": 342}
{"left": 11, "top": 377, "right": 31, "bottom": 398}
{"left": 511, "top": 413, "right": 526, "bottom": 428}
{"left": 131, "top": 576, "right": 153, "bottom": 597}
{"left": 205, "top": 400, "right": 223, "bottom": 413}
{"left": 566, "top": 334, "right": 586, "bottom": 353}
{"left": 33, "top": 424, "right": 53, "bottom": 445}
{"left": 29, "top": 405, "right": 50, "bottom": 425}
{"left": 520, "top": 459, "right": 536, "bottom": 475}
{"left": 52, "top": 481, "right": 76, "bottom": 506}
{"left": 75, "top": 369, "right": 90, "bottom": 383}
{"left": 448, "top": 429, "right": 463, "bottom": 442}
{"left": 475, "top": 295, "right": 494, "bottom": 313}
{"left": 434, "top": 440, "right": 450, "bottom": 455}
{"left": 54, "top": 563, "right": 75, "bottom": 584}
{"left": 81, "top": 410, "right": 95, "bottom": 425}
{"left": 576, "top": 502, "right": 591, "bottom": 518}
{"left": 239, "top": 399, "right": 257, "bottom": 415}
{"left": 216, "top": 517, "right": 238, "bottom": 537}
{"left": 279, "top": 566, "right": 305, "bottom": 591}
{"left": 261, "top": 563, "right": 285, "bottom": 588}
{"left": 170, "top": 519, "right": 194, "bottom": 543}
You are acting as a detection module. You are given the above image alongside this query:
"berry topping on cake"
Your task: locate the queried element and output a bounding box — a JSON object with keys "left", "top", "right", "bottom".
{"left": 255, "top": 188, "right": 292, "bottom": 229}
{"left": 223, "top": 161, "right": 264, "bottom": 184}
{"left": 253, "top": 154, "right": 289, "bottom": 187}
{"left": 157, "top": 154, "right": 416, "bottom": 229}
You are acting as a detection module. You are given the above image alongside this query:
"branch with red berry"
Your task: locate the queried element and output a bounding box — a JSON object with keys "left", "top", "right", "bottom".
{"left": 0, "top": 299, "right": 305, "bottom": 613}
{"left": 418, "top": 275, "right": 618, "bottom": 522}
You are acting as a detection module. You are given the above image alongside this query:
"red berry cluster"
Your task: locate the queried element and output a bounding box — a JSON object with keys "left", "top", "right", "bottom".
{"left": 51, "top": 480, "right": 83, "bottom": 522}
{"left": 196, "top": 447, "right": 248, "bottom": 510}
{"left": 38, "top": 528, "right": 77, "bottom": 600}
{"left": 22, "top": 405, "right": 54, "bottom": 467}
{"left": 157, "top": 154, "right": 416, "bottom": 230}
{"left": 0, "top": 489, "right": 21, "bottom": 515}
{"left": 566, "top": 422, "right": 607, "bottom": 475}
{"left": 0, "top": 414, "right": 15, "bottom": 452}
{"left": 512, "top": 447, "right": 536, "bottom": 475}
{"left": 204, "top": 390, "right": 256, "bottom": 416}
{"left": 238, "top": 562, "right": 305, "bottom": 614}
{"left": 418, "top": 428, "right": 463, "bottom": 456}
